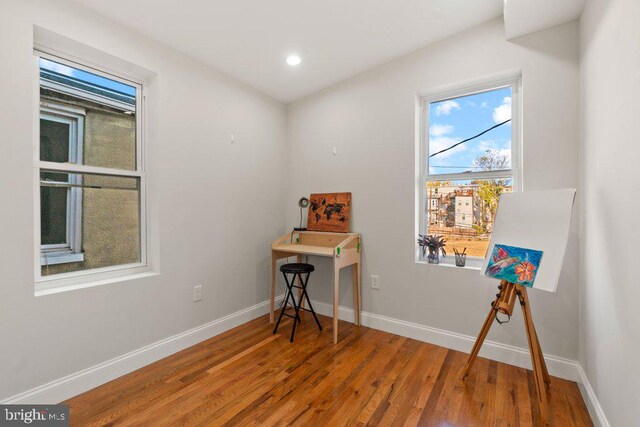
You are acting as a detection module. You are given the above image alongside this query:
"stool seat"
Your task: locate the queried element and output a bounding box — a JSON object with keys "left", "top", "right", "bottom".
{"left": 280, "top": 263, "right": 314, "bottom": 274}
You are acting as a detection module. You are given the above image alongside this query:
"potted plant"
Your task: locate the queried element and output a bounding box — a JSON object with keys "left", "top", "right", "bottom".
{"left": 417, "top": 234, "right": 447, "bottom": 264}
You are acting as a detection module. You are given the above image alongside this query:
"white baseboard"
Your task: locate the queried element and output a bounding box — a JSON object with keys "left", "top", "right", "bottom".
{"left": 309, "top": 299, "right": 579, "bottom": 381}
{"left": 1, "top": 297, "right": 282, "bottom": 404}
{"left": 2, "top": 295, "right": 608, "bottom": 427}
{"left": 576, "top": 364, "right": 610, "bottom": 427}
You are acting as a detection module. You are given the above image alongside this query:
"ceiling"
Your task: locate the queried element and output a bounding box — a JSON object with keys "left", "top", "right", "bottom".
{"left": 73, "top": 0, "right": 503, "bottom": 103}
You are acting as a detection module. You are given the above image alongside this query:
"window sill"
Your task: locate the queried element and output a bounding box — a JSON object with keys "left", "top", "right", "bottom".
{"left": 35, "top": 267, "right": 158, "bottom": 297}
{"left": 415, "top": 256, "right": 483, "bottom": 271}
{"left": 40, "top": 252, "right": 84, "bottom": 266}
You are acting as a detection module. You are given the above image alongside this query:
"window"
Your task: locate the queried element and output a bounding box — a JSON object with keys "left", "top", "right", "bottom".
{"left": 40, "top": 105, "right": 84, "bottom": 265}
{"left": 36, "top": 53, "right": 146, "bottom": 281}
{"left": 419, "top": 76, "right": 521, "bottom": 261}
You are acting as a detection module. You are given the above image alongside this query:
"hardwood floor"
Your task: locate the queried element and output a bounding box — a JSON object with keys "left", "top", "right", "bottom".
{"left": 65, "top": 313, "right": 592, "bottom": 426}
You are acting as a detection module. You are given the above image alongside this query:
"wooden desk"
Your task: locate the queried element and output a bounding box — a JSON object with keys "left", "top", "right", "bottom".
{"left": 270, "top": 231, "right": 361, "bottom": 344}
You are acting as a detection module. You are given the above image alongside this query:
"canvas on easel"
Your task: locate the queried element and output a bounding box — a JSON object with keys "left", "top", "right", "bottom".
{"left": 485, "top": 244, "right": 543, "bottom": 287}
{"left": 480, "top": 188, "right": 576, "bottom": 292}
{"left": 307, "top": 192, "right": 351, "bottom": 233}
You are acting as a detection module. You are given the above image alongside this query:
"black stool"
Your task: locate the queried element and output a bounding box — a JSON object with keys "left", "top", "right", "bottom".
{"left": 273, "top": 263, "right": 322, "bottom": 342}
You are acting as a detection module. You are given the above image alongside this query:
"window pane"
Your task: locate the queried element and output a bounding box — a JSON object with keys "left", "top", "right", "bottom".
{"left": 40, "top": 119, "right": 70, "bottom": 163}
{"left": 428, "top": 86, "right": 512, "bottom": 175}
{"left": 39, "top": 58, "right": 137, "bottom": 170}
{"left": 426, "top": 178, "right": 513, "bottom": 258}
{"left": 41, "top": 171, "right": 73, "bottom": 247}
{"left": 40, "top": 172, "right": 141, "bottom": 276}
{"left": 41, "top": 185, "right": 68, "bottom": 245}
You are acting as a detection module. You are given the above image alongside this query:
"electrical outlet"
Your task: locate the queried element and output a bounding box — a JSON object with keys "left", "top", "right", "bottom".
{"left": 371, "top": 275, "right": 380, "bottom": 290}
{"left": 193, "top": 285, "right": 203, "bottom": 302}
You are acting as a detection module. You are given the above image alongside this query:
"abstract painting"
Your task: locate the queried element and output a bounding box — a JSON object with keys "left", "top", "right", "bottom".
{"left": 307, "top": 192, "right": 351, "bottom": 233}
{"left": 484, "top": 244, "right": 543, "bottom": 287}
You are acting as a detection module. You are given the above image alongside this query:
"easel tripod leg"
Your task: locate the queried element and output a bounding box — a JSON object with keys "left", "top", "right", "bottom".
{"left": 518, "top": 286, "right": 550, "bottom": 421}
{"left": 532, "top": 320, "right": 551, "bottom": 384}
{"left": 463, "top": 298, "right": 498, "bottom": 379}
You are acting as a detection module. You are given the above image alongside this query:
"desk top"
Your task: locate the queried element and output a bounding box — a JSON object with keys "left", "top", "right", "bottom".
{"left": 272, "top": 231, "right": 360, "bottom": 258}
{"left": 272, "top": 243, "right": 335, "bottom": 257}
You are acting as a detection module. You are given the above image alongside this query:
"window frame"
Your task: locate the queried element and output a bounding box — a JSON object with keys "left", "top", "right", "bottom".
{"left": 33, "top": 49, "right": 149, "bottom": 291}
{"left": 416, "top": 72, "right": 523, "bottom": 267}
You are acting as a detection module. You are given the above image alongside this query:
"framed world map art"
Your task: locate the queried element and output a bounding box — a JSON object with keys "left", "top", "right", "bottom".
{"left": 307, "top": 192, "right": 351, "bottom": 233}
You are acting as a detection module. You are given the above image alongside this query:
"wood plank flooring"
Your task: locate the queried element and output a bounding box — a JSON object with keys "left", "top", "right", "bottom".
{"left": 65, "top": 313, "right": 592, "bottom": 426}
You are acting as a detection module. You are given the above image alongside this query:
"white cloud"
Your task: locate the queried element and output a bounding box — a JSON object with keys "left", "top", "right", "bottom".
{"left": 478, "top": 139, "right": 505, "bottom": 151}
{"left": 478, "top": 140, "right": 512, "bottom": 159}
{"left": 497, "top": 148, "right": 512, "bottom": 159}
{"left": 429, "top": 124, "right": 454, "bottom": 137}
{"left": 40, "top": 58, "right": 78, "bottom": 77}
{"left": 481, "top": 101, "right": 489, "bottom": 108}
{"left": 435, "top": 100, "right": 461, "bottom": 116}
{"left": 429, "top": 136, "right": 465, "bottom": 159}
{"left": 493, "top": 97, "right": 512, "bottom": 123}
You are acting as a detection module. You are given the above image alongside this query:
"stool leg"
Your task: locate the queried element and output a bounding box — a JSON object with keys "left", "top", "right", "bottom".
{"left": 273, "top": 272, "right": 294, "bottom": 334}
{"left": 289, "top": 273, "right": 302, "bottom": 342}
{"left": 292, "top": 273, "right": 302, "bottom": 322}
{"left": 301, "top": 272, "right": 322, "bottom": 331}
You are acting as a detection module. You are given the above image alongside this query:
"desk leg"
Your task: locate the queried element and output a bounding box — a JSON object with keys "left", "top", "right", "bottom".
{"left": 333, "top": 261, "right": 340, "bottom": 344}
{"left": 270, "top": 252, "right": 276, "bottom": 324}
{"left": 357, "top": 261, "right": 362, "bottom": 324}
{"left": 351, "top": 262, "right": 361, "bottom": 326}
{"left": 297, "top": 254, "right": 305, "bottom": 312}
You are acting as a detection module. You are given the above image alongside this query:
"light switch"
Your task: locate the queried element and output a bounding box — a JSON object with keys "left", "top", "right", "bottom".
{"left": 371, "top": 275, "right": 380, "bottom": 290}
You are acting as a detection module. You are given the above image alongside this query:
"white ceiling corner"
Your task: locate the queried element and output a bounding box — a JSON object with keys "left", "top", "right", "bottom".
{"left": 504, "top": 0, "right": 586, "bottom": 40}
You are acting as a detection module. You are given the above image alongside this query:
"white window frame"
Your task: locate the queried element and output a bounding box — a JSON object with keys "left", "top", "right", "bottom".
{"left": 39, "top": 104, "right": 85, "bottom": 266}
{"left": 34, "top": 49, "right": 150, "bottom": 293}
{"left": 416, "top": 72, "right": 523, "bottom": 268}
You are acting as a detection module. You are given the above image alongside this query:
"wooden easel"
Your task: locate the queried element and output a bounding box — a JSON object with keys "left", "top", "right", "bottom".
{"left": 463, "top": 280, "right": 551, "bottom": 422}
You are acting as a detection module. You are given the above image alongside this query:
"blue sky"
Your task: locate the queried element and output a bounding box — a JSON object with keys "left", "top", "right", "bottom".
{"left": 428, "top": 86, "right": 512, "bottom": 175}
{"left": 40, "top": 58, "right": 136, "bottom": 96}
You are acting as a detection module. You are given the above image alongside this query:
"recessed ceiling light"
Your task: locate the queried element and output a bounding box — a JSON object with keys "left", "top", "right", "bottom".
{"left": 286, "top": 55, "right": 301, "bottom": 66}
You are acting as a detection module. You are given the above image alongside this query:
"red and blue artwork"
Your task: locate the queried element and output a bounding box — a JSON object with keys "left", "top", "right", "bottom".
{"left": 485, "top": 244, "right": 543, "bottom": 287}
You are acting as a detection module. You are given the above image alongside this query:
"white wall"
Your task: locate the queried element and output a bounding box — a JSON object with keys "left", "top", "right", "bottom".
{"left": 0, "top": 0, "right": 287, "bottom": 400}
{"left": 286, "top": 19, "right": 580, "bottom": 359}
{"left": 580, "top": 0, "right": 640, "bottom": 424}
